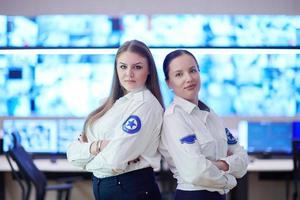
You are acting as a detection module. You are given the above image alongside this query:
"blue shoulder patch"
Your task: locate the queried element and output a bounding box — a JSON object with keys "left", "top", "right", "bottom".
{"left": 225, "top": 128, "right": 237, "bottom": 145}
{"left": 122, "top": 115, "right": 141, "bottom": 134}
{"left": 180, "top": 134, "right": 197, "bottom": 144}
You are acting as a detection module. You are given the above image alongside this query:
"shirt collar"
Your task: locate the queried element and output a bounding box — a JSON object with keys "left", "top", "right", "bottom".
{"left": 120, "top": 86, "right": 146, "bottom": 102}
{"left": 198, "top": 100, "right": 210, "bottom": 112}
{"left": 173, "top": 95, "right": 211, "bottom": 114}
{"left": 173, "top": 95, "right": 198, "bottom": 114}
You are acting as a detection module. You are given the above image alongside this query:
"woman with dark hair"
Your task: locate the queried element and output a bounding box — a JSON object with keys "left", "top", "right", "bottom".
{"left": 67, "top": 40, "right": 163, "bottom": 200}
{"left": 159, "top": 49, "right": 248, "bottom": 200}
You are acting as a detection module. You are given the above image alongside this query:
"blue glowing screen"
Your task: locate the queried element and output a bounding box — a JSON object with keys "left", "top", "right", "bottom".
{"left": 1, "top": 15, "right": 299, "bottom": 117}
{"left": 2, "top": 118, "right": 84, "bottom": 154}
{"left": 239, "top": 121, "right": 293, "bottom": 155}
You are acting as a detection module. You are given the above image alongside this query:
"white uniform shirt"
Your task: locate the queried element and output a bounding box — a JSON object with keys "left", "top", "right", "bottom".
{"left": 67, "top": 87, "right": 163, "bottom": 178}
{"left": 160, "top": 96, "right": 248, "bottom": 194}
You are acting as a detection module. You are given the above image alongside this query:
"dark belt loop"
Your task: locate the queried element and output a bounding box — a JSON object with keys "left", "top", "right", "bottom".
{"left": 97, "top": 178, "right": 101, "bottom": 186}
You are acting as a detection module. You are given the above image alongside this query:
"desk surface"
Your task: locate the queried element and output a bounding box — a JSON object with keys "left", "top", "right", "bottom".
{"left": 0, "top": 155, "right": 294, "bottom": 172}
{"left": 247, "top": 158, "right": 293, "bottom": 172}
{"left": 0, "top": 155, "right": 84, "bottom": 172}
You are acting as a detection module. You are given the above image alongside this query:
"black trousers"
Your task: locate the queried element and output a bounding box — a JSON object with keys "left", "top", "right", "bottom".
{"left": 92, "top": 167, "right": 161, "bottom": 200}
{"left": 174, "top": 189, "right": 226, "bottom": 200}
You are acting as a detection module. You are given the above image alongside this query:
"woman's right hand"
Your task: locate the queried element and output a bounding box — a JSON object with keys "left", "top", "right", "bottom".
{"left": 78, "top": 133, "right": 88, "bottom": 143}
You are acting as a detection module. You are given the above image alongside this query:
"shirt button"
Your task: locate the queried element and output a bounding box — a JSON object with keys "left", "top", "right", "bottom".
{"left": 145, "top": 192, "right": 148, "bottom": 195}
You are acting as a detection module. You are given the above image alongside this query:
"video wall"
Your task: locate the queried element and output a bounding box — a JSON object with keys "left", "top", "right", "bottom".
{"left": 1, "top": 15, "right": 300, "bottom": 117}
{"left": 1, "top": 52, "right": 300, "bottom": 117}
{"left": 1, "top": 14, "right": 300, "bottom": 155}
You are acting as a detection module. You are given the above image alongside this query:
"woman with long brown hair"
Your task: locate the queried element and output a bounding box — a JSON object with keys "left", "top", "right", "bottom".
{"left": 67, "top": 40, "right": 164, "bottom": 200}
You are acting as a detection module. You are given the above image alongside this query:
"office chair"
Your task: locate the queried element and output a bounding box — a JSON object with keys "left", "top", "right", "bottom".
{"left": 4, "top": 131, "right": 28, "bottom": 200}
{"left": 292, "top": 140, "right": 300, "bottom": 200}
{"left": 5, "top": 132, "right": 73, "bottom": 200}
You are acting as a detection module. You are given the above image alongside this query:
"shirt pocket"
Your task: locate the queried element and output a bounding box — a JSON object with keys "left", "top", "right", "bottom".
{"left": 195, "top": 130, "right": 216, "bottom": 159}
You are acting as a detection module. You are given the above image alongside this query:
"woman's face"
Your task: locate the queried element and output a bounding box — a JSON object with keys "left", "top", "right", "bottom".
{"left": 167, "top": 54, "right": 200, "bottom": 104}
{"left": 117, "top": 51, "right": 149, "bottom": 93}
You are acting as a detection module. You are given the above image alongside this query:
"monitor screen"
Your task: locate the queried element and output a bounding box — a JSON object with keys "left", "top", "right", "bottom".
{"left": 57, "top": 118, "right": 85, "bottom": 153}
{"left": 2, "top": 118, "right": 85, "bottom": 155}
{"left": 0, "top": 15, "right": 7, "bottom": 46}
{"left": 238, "top": 121, "right": 293, "bottom": 156}
{"left": 293, "top": 121, "right": 300, "bottom": 140}
{"left": 2, "top": 119, "right": 58, "bottom": 154}
{"left": 7, "top": 16, "right": 38, "bottom": 47}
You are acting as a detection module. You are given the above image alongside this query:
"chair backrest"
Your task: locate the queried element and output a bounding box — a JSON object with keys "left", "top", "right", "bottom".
{"left": 293, "top": 140, "right": 300, "bottom": 171}
{"left": 292, "top": 140, "right": 300, "bottom": 200}
{"left": 8, "top": 143, "right": 48, "bottom": 199}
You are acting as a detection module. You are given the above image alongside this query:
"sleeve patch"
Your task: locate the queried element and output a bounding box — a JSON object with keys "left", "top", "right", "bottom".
{"left": 225, "top": 128, "right": 237, "bottom": 145}
{"left": 122, "top": 115, "right": 141, "bottom": 134}
{"left": 180, "top": 134, "right": 197, "bottom": 144}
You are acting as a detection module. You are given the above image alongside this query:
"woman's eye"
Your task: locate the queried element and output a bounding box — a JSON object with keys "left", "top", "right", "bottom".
{"left": 120, "top": 65, "right": 127, "bottom": 69}
{"left": 190, "top": 68, "right": 198, "bottom": 73}
{"left": 175, "top": 72, "right": 182, "bottom": 77}
{"left": 135, "top": 65, "right": 142, "bottom": 70}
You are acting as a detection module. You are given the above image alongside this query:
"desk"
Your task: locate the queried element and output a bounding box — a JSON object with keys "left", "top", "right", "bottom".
{"left": 0, "top": 155, "right": 294, "bottom": 172}
{"left": 0, "top": 155, "right": 295, "bottom": 200}
{"left": 247, "top": 158, "right": 293, "bottom": 172}
{"left": 233, "top": 158, "right": 293, "bottom": 200}
{"left": 0, "top": 155, "right": 84, "bottom": 172}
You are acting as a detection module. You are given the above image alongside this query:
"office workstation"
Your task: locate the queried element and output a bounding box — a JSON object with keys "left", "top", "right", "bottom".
{"left": 1, "top": 0, "right": 300, "bottom": 200}
{"left": 0, "top": 152, "right": 296, "bottom": 200}
{"left": 1, "top": 117, "right": 300, "bottom": 200}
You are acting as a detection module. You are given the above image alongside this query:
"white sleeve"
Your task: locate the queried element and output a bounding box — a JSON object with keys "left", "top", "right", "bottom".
{"left": 66, "top": 141, "right": 94, "bottom": 169}
{"left": 221, "top": 143, "right": 249, "bottom": 178}
{"left": 85, "top": 101, "right": 163, "bottom": 171}
{"left": 162, "top": 115, "right": 236, "bottom": 190}
{"left": 66, "top": 129, "right": 98, "bottom": 169}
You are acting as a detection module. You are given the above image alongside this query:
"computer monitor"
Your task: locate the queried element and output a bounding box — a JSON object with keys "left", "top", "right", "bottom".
{"left": 2, "top": 119, "right": 58, "bottom": 154}
{"left": 293, "top": 121, "right": 300, "bottom": 140}
{"left": 57, "top": 118, "right": 85, "bottom": 153}
{"left": 2, "top": 118, "right": 85, "bottom": 155}
{"left": 238, "top": 121, "right": 293, "bottom": 157}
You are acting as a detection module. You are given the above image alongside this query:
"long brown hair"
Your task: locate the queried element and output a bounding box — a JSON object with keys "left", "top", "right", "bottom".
{"left": 82, "top": 40, "right": 163, "bottom": 138}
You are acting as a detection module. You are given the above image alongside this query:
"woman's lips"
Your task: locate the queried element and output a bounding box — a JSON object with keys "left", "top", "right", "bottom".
{"left": 125, "top": 80, "right": 136, "bottom": 83}
{"left": 184, "top": 84, "right": 196, "bottom": 90}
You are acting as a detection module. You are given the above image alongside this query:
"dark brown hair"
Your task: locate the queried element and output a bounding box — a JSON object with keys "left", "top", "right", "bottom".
{"left": 163, "top": 49, "right": 199, "bottom": 80}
